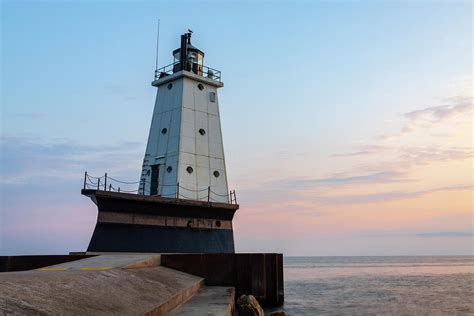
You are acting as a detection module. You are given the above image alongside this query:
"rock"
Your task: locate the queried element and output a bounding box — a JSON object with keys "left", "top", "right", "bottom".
{"left": 236, "top": 294, "right": 264, "bottom": 316}
{"left": 269, "top": 312, "right": 287, "bottom": 316}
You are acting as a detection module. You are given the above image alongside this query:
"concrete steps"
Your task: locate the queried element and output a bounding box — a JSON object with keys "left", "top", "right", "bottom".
{"left": 1, "top": 254, "right": 238, "bottom": 315}
{"left": 0, "top": 254, "right": 204, "bottom": 315}
{"left": 170, "top": 286, "right": 235, "bottom": 316}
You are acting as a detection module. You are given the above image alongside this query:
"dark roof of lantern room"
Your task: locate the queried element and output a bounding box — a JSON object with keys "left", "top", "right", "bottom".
{"left": 172, "top": 43, "right": 205, "bottom": 57}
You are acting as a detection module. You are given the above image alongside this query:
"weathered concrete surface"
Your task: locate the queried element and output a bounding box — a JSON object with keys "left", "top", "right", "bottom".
{"left": 0, "top": 259, "right": 203, "bottom": 315}
{"left": 42, "top": 253, "right": 161, "bottom": 270}
{"left": 0, "top": 253, "right": 283, "bottom": 314}
{"left": 170, "top": 287, "right": 235, "bottom": 316}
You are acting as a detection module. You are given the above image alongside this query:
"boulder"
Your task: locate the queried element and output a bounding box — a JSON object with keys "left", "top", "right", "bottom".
{"left": 236, "top": 294, "right": 264, "bottom": 316}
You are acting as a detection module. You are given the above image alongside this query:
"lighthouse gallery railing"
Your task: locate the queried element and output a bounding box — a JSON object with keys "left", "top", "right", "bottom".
{"left": 154, "top": 61, "right": 221, "bottom": 82}
{"left": 83, "top": 171, "right": 237, "bottom": 204}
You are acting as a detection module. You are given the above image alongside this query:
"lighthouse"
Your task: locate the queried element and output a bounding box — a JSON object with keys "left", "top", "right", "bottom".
{"left": 82, "top": 32, "right": 238, "bottom": 253}
{"left": 77, "top": 32, "right": 282, "bottom": 304}
{"left": 139, "top": 32, "right": 230, "bottom": 203}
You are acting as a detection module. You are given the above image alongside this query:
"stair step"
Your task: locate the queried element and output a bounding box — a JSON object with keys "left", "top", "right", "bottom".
{"left": 170, "top": 286, "right": 235, "bottom": 316}
{"left": 0, "top": 255, "right": 204, "bottom": 315}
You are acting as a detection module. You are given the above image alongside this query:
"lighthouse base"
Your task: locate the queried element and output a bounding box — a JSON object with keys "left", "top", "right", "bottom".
{"left": 82, "top": 190, "right": 239, "bottom": 253}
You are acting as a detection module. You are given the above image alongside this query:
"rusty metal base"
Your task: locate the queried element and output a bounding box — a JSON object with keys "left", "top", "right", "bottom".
{"left": 88, "top": 223, "right": 235, "bottom": 253}
{"left": 82, "top": 190, "right": 239, "bottom": 253}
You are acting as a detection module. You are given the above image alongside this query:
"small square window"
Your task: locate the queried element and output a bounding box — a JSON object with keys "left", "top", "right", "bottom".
{"left": 209, "top": 92, "right": 216, "bottom": 103}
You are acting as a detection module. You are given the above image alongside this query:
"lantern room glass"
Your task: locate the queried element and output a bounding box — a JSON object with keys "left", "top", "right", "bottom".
{"left": 173, "top": 49, "right": 204, "bottom": 76}
{"left": 173, "top": 50, "right": 204, "bottom": 65}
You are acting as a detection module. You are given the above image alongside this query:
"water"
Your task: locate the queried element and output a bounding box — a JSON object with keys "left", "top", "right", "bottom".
{"left": 267, "top": 256, "right": 474, "bottom": 315}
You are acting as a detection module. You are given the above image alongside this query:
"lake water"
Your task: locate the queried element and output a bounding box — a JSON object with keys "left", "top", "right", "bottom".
{"left": 266, "top": 256, "right": 474, "bottom": 315}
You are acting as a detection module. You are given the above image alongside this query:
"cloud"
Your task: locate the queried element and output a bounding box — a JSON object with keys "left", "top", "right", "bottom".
{"left": 363, "top": 230, "right": 473, "bottom": 238}
{"left": 237, "top": 92, "right": 473, "bottom": 218}
{"left": 330, "top": 92, "right": 473, "bottom": 186}
{"left": 401, "top": 96, "right": 472, "bottom": 136}
{"left": 236, "top": 170, "right": 419, "bottom": 210}
{"left": 319, "top": 184, "right": 473, "bottom": 205}
{"left": 404, "top": 96, "right": 473, "bottom": 123}
{"left": 348, "top": 145, "right": 474, "bottom": 175}
{"left": 377, "top": 95, "right": 473, "bottom": 140}
{"left": 415, "top": 231, "right": 473, "bottom": 238}
{"left": 0, "top": 135, "right": 144, "bottom": 185}
{"left": 332, "top": 145, "right": 388, "bottom": 157}
{"left": 274, "top": 150, "right": 311, "bottom": 157}
{"left": 268, "top": 170, "right": 408, "bottom": 191}
{"left": 399, "top": 146, "right": 474, "bottom": 165}
{"left": 0, "top": 135, "right": 148, "bottom": 254}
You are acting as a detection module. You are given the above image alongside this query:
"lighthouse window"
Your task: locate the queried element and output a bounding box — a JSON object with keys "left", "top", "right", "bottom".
{"left": 199, "top": 128, "right": 206, "bottom": 135}
{"left": 161, "top": 128, "right": 167, "bottom": 134}
{"left": 213, "top": 171, "right": 220, "bottom": 178}
{"left": 198, "top": 84, "right": 204, "bottom": 91}
{"left": 166, "top": 166, "right": 172, "bottom": 173}
{"left": 209, "top": 92, "right": 216, "bottom": 102}
{"left": 167, "top": 83, "right": 173, "bottom": 90}
{"left": 186, "top": 166, "right": 194, "bottom": 174}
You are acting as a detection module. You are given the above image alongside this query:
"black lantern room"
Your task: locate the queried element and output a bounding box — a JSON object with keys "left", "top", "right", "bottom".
{"left": 172, "top": 32, "right": 204, "bottom": 76}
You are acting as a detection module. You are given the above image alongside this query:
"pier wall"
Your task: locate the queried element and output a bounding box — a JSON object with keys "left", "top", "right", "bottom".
{"left": 1, "top": 253, "right": 284, "bottom": 308}
{"left": 161, "top": 253, "right": 284, "bottom": 306}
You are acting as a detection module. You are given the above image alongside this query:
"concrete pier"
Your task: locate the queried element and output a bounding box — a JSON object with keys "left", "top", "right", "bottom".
{"left": 0, "top": 253, "right": 282, "bottom": 314}
{"left": 0, "top": 254, "right": 208, "bottom": 315}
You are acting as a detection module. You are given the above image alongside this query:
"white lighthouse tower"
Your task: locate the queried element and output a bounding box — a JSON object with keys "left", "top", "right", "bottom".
{"left": 139, "top": 32, "right": 229, "bottom": 203}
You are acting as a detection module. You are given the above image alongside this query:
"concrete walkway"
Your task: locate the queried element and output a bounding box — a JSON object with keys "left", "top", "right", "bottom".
{"left": 39, "top": 253, "right": 162, "bottom": 270}
{"left": 0, "top": 254, "right": 203, "bottom": 315}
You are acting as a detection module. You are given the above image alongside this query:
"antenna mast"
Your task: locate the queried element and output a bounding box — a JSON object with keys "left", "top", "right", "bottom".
{"left": 155, "top": 19, "right": 161, "bottom": 70}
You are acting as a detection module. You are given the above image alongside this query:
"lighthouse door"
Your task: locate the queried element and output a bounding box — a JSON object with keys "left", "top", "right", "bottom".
{"left": 150, "top": 164, "right": 160, "bottom": 195}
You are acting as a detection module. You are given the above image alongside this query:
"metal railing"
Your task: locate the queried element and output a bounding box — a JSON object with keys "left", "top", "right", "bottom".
{"left": 83, "top": 171, "right": 237, "bottom": 204}
{"left": 154, "top": 61, "right": 221, "bottom": 82}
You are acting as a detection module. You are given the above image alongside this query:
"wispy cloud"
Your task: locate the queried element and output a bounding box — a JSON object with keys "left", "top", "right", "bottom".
{"left": 332, "top": 145, "right": 388, "bottom": 157}
{"left": 404, "top": 96, "right": 473, "bottom": 123}
{"left": 416, "top": 231, "right": 473, "bottom": 238}
{"left": 363, "top": 230, "right": 473, "bottom": 238}
{"left": 330, "top": 92, "right": 473, "bottom": 186}
{"left": 319, "top": 184, "right": 473, "bottom": 205}
{"left": 271, "top": 170, "right": 408, "bottom": 190}
{"left": 0, "top": 135, "right": 144, "bottom": 185}
{"left": 399, "top": 146, "right": 474, "bottom": 165}
{"left": 379, "top": 95, "right": 473, "bottom": 138}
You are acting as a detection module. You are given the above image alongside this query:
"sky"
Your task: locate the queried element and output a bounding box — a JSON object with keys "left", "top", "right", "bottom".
{"left": 1, "top": 0, "right": 472, "bottom": 256}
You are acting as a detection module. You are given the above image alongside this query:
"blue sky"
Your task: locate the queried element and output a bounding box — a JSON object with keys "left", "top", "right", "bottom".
{"left": 1, "top": 1, "right": 472, "bottom": 255}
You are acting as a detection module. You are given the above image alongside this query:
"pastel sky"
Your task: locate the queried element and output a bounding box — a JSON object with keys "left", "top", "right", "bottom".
{"left": 1, "top": 1, "right": 472, "bottom": 256}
